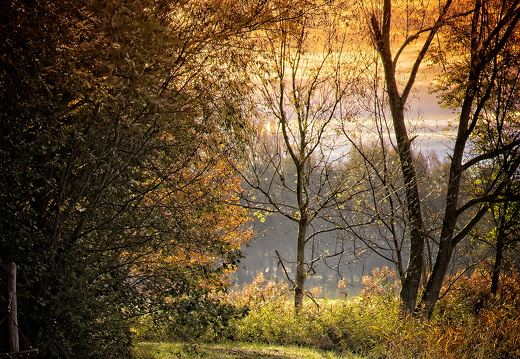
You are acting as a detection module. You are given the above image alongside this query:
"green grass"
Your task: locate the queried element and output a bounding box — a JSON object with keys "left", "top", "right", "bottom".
{"left": 133, "top": 342, "right": 365, "bottom": 359}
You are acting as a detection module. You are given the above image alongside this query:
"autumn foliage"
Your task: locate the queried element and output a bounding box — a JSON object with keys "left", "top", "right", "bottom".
{"left": 0, "top": 0, "right": 256, "bottom": 357}
{"left": 2, "top": 0, "right": 520, "bottom": 357}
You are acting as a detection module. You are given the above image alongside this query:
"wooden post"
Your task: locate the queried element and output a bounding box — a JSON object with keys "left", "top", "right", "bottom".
{"left": 7, "top": 262, "right": 19, "bottom": 353}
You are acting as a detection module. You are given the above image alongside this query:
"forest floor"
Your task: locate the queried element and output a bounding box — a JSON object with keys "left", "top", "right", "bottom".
{"left": 134, "top": 342, "right": 365, "bottom": 359}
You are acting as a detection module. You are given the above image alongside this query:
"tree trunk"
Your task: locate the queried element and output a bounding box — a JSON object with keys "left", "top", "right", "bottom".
{"left": 7, "top": 262, "right": 19, "bottom": 354}
{"left": 294, "top": 184, "right": 309, "bottom": 313}
{"left": 370, "top": 1, "right": 426, "bottom": 314}
{"left": 419, "top": 105, "right": 467, "bottom": 317}
{"left": 419, "top": 237, "right": 454, "bottom": 316}
{"left": 294, "top": 223, "right": 307, "bottom": 312}
{"left": 396, "top": 135, "right": 425, "bottom": 314}
{"left": 491, "top": 210, "right": 507, "bottom": 295}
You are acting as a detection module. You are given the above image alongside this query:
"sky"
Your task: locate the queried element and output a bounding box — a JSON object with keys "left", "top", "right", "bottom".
{"left": 406, "top": 83, "right": 457, "bottom": 160}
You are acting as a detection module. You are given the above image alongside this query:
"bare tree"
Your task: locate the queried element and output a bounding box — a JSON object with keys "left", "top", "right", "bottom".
{"left": 239, "top": 2, "right": 364, "bottom": 312}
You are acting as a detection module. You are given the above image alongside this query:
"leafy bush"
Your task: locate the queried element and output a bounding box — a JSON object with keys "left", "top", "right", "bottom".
{"left": 385, "top": 268, "right": 520, "bottom": 359}
{"left": 133, "top": 295, "right": 249, "bottom": 344}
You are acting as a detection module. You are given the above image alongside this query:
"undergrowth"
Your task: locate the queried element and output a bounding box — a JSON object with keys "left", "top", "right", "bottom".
{"left": 389, "top": 268, "right": 520, "bottom": 359}
{"left": 226, "top": 268, "right": 400, "bottom": 358}
{"left": 134, "top": 267, "right": 520, "bottom": 359}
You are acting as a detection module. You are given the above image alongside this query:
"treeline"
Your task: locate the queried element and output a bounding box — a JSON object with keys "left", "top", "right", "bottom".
{"left": 1, "top": 1, "right": 520, "bottom": 358}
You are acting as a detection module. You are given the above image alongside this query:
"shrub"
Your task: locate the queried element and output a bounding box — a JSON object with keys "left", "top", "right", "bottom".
{"left": 385, "top": 268, "right": 520, "bottom": 359}
{"left": 133, "top": 295, "right": 248, "bottom": 343}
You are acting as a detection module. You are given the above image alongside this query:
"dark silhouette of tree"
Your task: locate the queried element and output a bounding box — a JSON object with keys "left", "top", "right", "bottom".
{"left": 364, "top": 0, "right": 520, "bottom": 315}
{"left": 0, "top": 0, "right": 284, "bottom": 356}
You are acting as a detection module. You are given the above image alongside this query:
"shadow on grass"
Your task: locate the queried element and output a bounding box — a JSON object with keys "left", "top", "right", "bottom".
{"left": 135, "top": 342, "right": 350, "bottom": 359}
{"left": 201, "top": 346, "right": 296, "bottom": 359}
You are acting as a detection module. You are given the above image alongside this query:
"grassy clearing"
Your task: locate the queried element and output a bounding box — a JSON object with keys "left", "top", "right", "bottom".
{"left": 133, "top": 342, "right": 364, "bottom": 359}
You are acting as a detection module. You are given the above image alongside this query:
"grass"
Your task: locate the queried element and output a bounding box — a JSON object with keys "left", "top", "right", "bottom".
{"left": 133, "top": 342, "right": 365, "bottom": 359}
{"left": 133, "top": 269, "right": 520, "bottom": 359}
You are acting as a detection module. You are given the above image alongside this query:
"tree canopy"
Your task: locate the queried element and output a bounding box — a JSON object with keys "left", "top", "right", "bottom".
{"left": 0, "top": 0, "right": 266, "bottom": 357}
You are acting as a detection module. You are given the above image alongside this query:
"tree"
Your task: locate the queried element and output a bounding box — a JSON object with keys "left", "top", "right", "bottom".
{"left": 419, "top": 0, "right": 520, "bottom": 316}
{"left": 364, "top": 0, "right": 452, "bottom": 314}
{"left": 0, "top": 0, "right": 272, "bottom": 356}
{"left": 239, "top": 1, "right": 364, "bottom": 312}
{"left": 364, "top": 0, "right": 520, "bottom": 315}
{"left": 456, "top": 34, "right": 520, "bottom": 296}
{"left": 486, "top": 196, "right": 520, "bottom": 295}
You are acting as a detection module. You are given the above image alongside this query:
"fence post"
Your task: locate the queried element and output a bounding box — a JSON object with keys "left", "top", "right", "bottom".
{"left": 7, "top": 262, "right": 19, "bottom": 353}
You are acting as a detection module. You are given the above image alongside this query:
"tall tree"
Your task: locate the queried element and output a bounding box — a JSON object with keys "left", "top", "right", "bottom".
{"left": 419, "top": 0, "right": 520, "bottom": 316}
{"left": 240, "top": 1, "right": 363, "bottom": 312}
{"left": 364, "top": 0, "right": 520, "bottom": 315}
{"left": 430, "top": 2, "right": 520, "bottom": 299}
{"left": 0, "top": 0, "right": 274, "bottom": 356}
{"left": 365, "top": 0, "right": 454, "bottom": 314}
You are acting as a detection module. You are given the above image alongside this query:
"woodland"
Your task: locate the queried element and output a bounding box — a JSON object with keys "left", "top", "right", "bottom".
{"left": 1, "top": 0, "right": 519, "bottom": 358}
